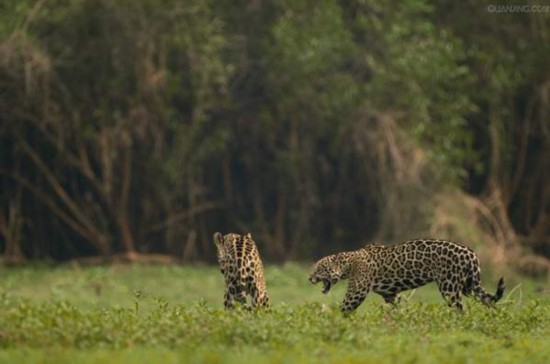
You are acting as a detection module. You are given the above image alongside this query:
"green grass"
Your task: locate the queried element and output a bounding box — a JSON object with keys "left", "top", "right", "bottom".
{"left": 1, "top": 264, "right": 549, "bottom": 363}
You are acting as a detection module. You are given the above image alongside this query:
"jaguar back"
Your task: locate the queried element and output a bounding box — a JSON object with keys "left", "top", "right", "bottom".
{"left": 213, "top": 232, "right": 270, "bottom": 309}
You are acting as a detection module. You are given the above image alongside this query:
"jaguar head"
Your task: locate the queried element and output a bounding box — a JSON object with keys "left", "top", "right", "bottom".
{"left": 213, "top": 232, "right": 227, "bottom": 266}
{"left": 309, "top": 254, "right": 346, "bottom": 294}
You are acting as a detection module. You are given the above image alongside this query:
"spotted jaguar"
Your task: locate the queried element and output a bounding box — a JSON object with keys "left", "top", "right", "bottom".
{"left": 309, "top": 239, "right": 505, "bottom": 312}
{"left": 213, "top": 232, "right": 270, "bottom": 309}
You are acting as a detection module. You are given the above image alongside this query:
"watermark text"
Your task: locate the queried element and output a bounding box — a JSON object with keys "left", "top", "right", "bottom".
{"left": 487, "top": 4, "right": 549, "bottom": 13}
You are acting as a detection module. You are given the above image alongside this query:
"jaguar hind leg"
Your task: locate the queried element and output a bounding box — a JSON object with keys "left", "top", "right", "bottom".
{"left": 437, "top": 280, "right": 464, "bottom": 311}
{"left": 249, "top": 282, "right": 270, "bottom": 308}
{"left": 225, "top": 284, "right": 248, "bottom": 309}
{"left": 381, "top": 293, "right": 401, "bottom": 305}
{"left": 223, "top": 291, "right": 234, "bottom": 309}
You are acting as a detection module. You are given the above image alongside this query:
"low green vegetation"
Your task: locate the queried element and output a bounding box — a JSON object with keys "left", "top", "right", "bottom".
{"left": 1, "top": 264, "right": 549, "bottom": 363}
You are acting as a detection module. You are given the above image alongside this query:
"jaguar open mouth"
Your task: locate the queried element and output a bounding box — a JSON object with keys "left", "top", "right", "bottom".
{"left": 322, "top": 280, "right": 332, "bottom": 294}
{"left": 310, "top": 277, "right": 333, "bottom": 294}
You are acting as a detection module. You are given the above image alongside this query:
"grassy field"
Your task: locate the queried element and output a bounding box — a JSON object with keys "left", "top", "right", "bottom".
{"left": 0, "top": 263, "right": 549, "bottom": 363}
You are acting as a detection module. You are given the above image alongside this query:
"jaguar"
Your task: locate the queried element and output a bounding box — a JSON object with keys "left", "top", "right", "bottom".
{"left": 213, "top": 232, "right": 270, "bottom": 309}
{"left": 309, "top": 239, "right": 505, "bottom": 312}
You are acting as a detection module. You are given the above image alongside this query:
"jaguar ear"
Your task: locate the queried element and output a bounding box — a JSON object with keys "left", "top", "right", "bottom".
{"left": 245, "top": 233, "right": 252, "bottom": 239}
{"left": 213, "top": 232, "right": 224, "bottom": 251}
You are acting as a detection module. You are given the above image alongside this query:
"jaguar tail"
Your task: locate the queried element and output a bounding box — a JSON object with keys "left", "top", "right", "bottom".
{"left": 473, "top": 277, "right": 505, "bottom": 306}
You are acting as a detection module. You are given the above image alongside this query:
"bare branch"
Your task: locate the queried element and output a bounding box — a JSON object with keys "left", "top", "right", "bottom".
{"left": 0, "top": 168, "right": 104, "bottom": 248}
{"left": 17, "top": 139, "right": 104, "bottom": 239}
{"left": 145, "top": 201, "right": 223, "bottom": 233}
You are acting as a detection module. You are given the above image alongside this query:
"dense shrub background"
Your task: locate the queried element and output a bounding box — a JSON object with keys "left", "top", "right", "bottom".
{"left": 1, "top": 1, "right": 548, "bottom": 271}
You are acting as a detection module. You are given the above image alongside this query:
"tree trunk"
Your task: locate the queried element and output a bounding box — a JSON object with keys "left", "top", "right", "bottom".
{"left": 116, "top": 147, "right": 136, "bottom": 255}
{"left": 0, "top": 201, "right": 25, "bottom": 265}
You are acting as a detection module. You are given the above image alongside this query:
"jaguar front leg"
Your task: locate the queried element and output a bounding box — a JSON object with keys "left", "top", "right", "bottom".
{"left": 341, "top": 277, "right": 370, "bottom": 314}
{"left": 223, "top": 290, "right": 234, "bottom": 309}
